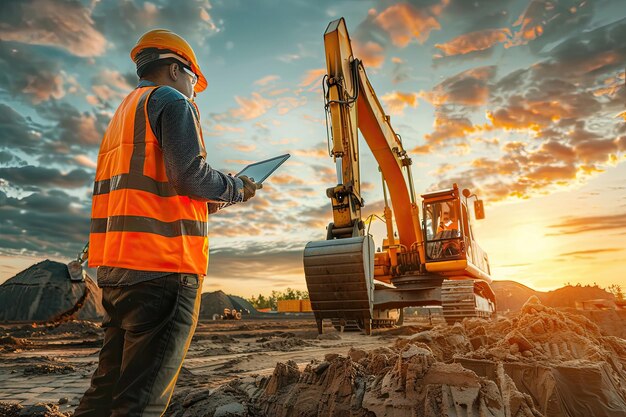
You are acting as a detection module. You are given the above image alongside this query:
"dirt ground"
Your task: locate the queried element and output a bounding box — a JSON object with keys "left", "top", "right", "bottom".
{"left": 0, "top": 316, "right": 408, "bottom": 415}
{"left": 1, "top": 301, "right": 625, "bottom": 417}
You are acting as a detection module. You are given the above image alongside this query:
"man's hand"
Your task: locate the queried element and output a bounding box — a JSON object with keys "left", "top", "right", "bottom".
{"left": 239, "top": 175, "right": 261, "bottom": 202}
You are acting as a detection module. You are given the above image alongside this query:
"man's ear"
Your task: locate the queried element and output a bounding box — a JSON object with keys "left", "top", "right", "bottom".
{"left": 169, "top": 63, "right": 179, "bottom": 82}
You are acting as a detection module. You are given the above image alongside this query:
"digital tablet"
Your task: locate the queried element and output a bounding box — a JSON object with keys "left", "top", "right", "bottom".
{"left": 236, "top": 154, "right": 290, "bottom": 184}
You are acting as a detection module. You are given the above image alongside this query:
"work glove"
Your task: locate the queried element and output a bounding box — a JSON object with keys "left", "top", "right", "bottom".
{"left": 239, "top": 175, "right": 261, "bottom": 202}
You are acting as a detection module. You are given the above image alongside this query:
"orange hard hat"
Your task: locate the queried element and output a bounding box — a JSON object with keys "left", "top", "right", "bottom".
{"left": 131, "top": 29, "right": 207, "bottom": 93}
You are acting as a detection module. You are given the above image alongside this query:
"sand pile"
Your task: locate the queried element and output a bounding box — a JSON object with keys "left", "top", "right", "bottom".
{"left": 0, "top": 402, "right": 70, "bottom": 417}
{"left": 492, "top": 281, "right": 616, "bottom": 311}
{"left": 0, "top": 260, "right": 104, "bottom": 323}
{"left": 448, "top": 296, "right": 626, "bottom": 417}
{"left": 165, "top": 342, "right": 543, "bottom": 416}
{"left": 165, "top": 297, "right": 626, "bottom": 417}
{"left": 460, "top": 296, "right": 625, "bottom": 365}
{"left": 199, "top": 291, "right": 259, "bottom": 319}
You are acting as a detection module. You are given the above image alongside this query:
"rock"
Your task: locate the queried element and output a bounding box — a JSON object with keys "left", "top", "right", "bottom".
{"left": 348, "top": 348, "right": 368, "bottom": 362}
{"left": 264, "top": 360, "right": 300, "bottom": 395}
{"left": 506, "top": 330, "right": 534, "bottom": 352}
{"left": 57, "top": 398, "right": 68, "bottom": 405}
{"left": 317, "top": 332, "right": 341, "bottom": 340}
{"left": 214, "top": 402, "right": 246, "bottom": 417}
{"left": 18, "top": 403, "right": 67, "bottom": 417}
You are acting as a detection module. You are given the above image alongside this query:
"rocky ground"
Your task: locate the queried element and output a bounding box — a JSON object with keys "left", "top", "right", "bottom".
{"left": 1, "top": 299, "right": 625, "bottom": 417}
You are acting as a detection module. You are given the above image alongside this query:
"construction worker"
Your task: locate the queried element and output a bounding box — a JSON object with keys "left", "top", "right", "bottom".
{"left": 437, "top": 210, "right": 458, "bottom": 234}
{"left": 74, "top": 29, "right": 260, "bottom": 417}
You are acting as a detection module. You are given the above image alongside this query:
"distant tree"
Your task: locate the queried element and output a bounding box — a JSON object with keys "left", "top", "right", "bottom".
{"left": 247, "top": 288, "right": 310, "bottom": 310}
{"left": 607, "top": 284, "right": 624, "bottom": 301}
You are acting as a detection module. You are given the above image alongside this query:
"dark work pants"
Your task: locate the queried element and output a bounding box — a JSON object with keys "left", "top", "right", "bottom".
{"left": 73, "top": 273, "right": 203, "bottom": 417}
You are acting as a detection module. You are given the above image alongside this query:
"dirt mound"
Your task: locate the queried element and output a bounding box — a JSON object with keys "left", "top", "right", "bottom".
{"left": 560, "top": 307, "right": 626, "bottom": 338}
{"left": 23, "top": 363, "right": 76, "bottom": 376}
{"left": 463, "top": 296, "right": 624, "bottom": 364}
{"left": 0, "top": 335, "right": 31, "bottom": 352}
{"left": 166, "top": 344, "right": 542, "bottom": 416}
{"left": 492, "top": 281, "right": 616, "bottom": 312}
{"left": 0, "top": 260, "right": 104, "bottom": 323}
{"left": 47, "top": 320, "right": 102, "bottom": 336}
{"left": 261, "top": 336, "right": 313, "bottom": 352}
{"left": 453, "top": 297, "right": 626, "bottom": 416}
{"left": 165, "top": 297, "right": 625, "bottom": 417}
{"left": 0, "top": 402, "right": 71, "bottom": 417}
{"left": 199, "top": 290, "right": 259, "bottom": 319}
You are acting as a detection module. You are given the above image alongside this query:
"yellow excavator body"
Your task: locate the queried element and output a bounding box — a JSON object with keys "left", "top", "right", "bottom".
{"left": 303, "top": 18, "right": 496, "bottom": 334}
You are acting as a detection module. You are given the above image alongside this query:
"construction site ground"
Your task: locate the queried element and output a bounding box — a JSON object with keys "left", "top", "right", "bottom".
{"left": 1, "top": 301, "right": 625, "bottom": 417}
{"left": 0, "top": 317, "right": 401, "bottom": 410}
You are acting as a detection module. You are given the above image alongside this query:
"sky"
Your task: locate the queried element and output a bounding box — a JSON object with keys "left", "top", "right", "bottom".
{"left": 0, "top": 0, "right": 624, "bottom": 297}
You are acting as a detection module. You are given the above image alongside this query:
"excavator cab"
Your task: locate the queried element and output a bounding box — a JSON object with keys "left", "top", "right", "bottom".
{"left": 423, "top": 194, "right": 463, "bottom": 262}
{"left": 421, "top": 184, "right": 491, "bottom": 281}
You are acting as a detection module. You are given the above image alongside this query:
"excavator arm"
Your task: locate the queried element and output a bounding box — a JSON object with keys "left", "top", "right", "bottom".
{"left": 323, "top": 18, "right": 425, "bottom": 265}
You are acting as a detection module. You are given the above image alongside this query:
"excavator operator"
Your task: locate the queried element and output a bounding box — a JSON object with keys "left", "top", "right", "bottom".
{"left": 74, "top": 29, "right": 260, "bottom": 417}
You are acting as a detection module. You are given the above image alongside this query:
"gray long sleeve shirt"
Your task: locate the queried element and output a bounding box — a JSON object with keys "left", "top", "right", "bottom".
{"left": 97, "top": 80, "right": 243, "bottom": 286}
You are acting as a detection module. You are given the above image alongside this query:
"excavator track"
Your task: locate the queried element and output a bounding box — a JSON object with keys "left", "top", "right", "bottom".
{"left": 331, "top": 311, "right": 401, "bottom": 333}
{"left": 441, "top": 280, "right": 494, "bottom": 325}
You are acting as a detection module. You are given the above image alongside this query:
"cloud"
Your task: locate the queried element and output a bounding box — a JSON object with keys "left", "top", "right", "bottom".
{"left": 232, "top": 144, "right": 256, "bottom": 153}
{"left": 37, "top": 102, "right": 108, "bottom": 147}
{"left": 486, "top": 82, "right": 601, "bottom": 132}
{"left": 529, "top": 17, "right": 626, "bottom": 81}
{"left": 353, "top": 40, "right": 385, "bottom": 69}
{"left": 254, "top": 75, "right": 280, "bottom": 86}
{"left": 229, "top": 92, "right": 273, "bottom": 121}
{"left": 381, "top": 91, "right": 419, "bottom": 115}
{"left": 373, "top": 2, "right": 446, "bottom": 47}
{"left": 300, "top": 69, "right": 326, "bottom": 88}
{"left": 0, "top": 0, "right": 106, "bottom": 57}
{"left": 443, "top": 0, "right": 514, "bottom": 32}
{"left": 0, "top": 151, "right": 25, "bottom": 166}
{"left": 0, "top": 104, "right": 42, "bottom": 152}
{"left": 206, "top": 242, "right": 306, "bottom": 284}
{"left": 73, "top": 155, "right": 97, "bottom": 169}
{"left": 92, "top": 0, "right": 220, "bottom": 54}
{"left": 0, "top": 43, "right": 69, "bottom": 105}
{"left": 87, "top": 69, "right": 135, "bottom": 108}
{"left": 422, "top": 66, "right": 496, "bottom": 106}
{"left": 435, "top": 28, "right": 511, "bottom": 57}
{"left": 206, "top": 124, "right": 245, "bottom": 136}
{"left": 425, "top": 114, "right": 479, "bottom": 145}
{"left": 505, "top": 0, "right": 593, "bottom": 51}
{"left": 292, "top": 144, "right": 328, "bottom": 159}
{"left": 0, "top": 166, "right": 92, "bottom": 189}
{"left": 0, "top": 189, "right": 90, "bottom": 258}
{"left": 558, "top": 248, "right": 623, "bottom": 258}
{"left": 269, "top": 174, "right": 306, "bottom": 186}
{"left": 548, "top": 213, "right": 626, "bottom": 235}
{"left": 276, "top": 96, "right": 307, "bottom": 115}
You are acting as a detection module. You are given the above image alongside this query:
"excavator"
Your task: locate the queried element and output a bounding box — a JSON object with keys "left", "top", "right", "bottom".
{"left": 303, "top": 18, "right": 496, "bottom": 335}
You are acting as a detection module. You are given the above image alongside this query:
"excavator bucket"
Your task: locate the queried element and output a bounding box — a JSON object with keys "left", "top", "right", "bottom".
{"left": 303, "top": 236, "right": 374, "bottom": 334}
{"left": 66, "top": 260, "right": 85, "bottom": 282}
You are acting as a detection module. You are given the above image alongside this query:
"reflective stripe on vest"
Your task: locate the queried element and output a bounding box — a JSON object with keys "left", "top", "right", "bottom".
{"left": 89, "top": 87, "right": 209, "bottom": 274}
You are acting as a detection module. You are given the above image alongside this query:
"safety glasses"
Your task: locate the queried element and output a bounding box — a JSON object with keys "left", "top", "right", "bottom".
{"left": 181, "top": 65, "right": 198, "bottom": 86}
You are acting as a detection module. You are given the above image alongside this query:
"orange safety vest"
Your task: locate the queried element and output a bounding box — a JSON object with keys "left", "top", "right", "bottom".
{"left": 89, "top": 86, "right": 208, "bottom": 275}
